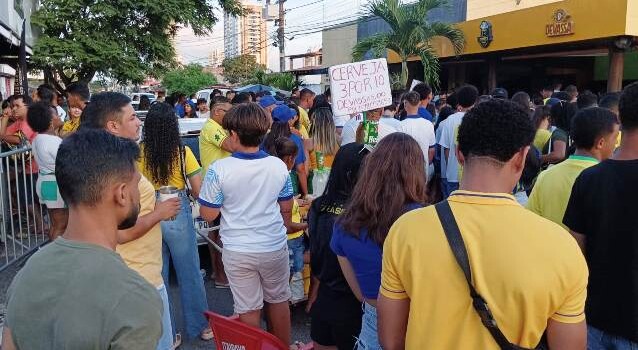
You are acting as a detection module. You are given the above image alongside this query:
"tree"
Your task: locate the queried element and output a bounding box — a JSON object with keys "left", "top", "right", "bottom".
{"left": 222, "top": 55, "right": 265, "bottom": 84}
{"left": 162, "top": 64, "right": 217, "bottom": 95}
{"left": 249, "top": 71, "right": 301, "bottom": 91}
{"left": 352, "top": 0, "right": 464, "bottom": 89}
{"left": 30, "top": 0, "right": 243, "bottom": 94}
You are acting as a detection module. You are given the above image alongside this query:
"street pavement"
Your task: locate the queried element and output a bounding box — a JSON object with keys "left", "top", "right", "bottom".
{"left": 0, "top": 247, "right": 312, "bottom": 350}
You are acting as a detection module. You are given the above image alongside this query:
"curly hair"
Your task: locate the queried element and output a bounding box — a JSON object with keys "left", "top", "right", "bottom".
{"left": 337, "top": 133, "right": 427, "bottom": 246}
{"left": 142, "top": 102, "right": 181, "bottom": 186}
{"left": 458, "top": 99, "right": 535, "bottom": 163}
{"left": 27, "top": 101, "right": 55, "bottom": 133}
{"left": 619, "top": 82, "right": 638, "bottom": 130}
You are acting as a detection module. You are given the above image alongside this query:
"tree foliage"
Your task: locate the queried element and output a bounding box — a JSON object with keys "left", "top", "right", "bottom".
{"left": 162, "top": 64, "right": 217, "bottom": 95}
{"left": 250, "top": 71, "right": 301, "bottom": 91}
{"left": 221, "top": 55, "right": 265, "bottom": 84}
{"left": 31, "top": 0, "right": 243, "bottom": 93}
{"left": 352, "top": 0, "right": 464, "bottom": 89}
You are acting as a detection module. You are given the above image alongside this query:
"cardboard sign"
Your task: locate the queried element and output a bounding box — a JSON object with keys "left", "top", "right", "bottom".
{"left": 329, "top": 58, "right": 392, "bottom": 116}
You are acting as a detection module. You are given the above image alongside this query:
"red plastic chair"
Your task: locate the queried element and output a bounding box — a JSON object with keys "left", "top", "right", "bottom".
{"left": 205, "top": 311, "right": 314, "bottom": 350}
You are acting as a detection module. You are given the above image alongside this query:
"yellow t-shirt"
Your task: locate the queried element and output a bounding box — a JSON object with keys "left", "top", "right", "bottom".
{"left": 199, "top": 118, "right": 230, "bottom": 172}
{"left": 527, "top": 155, "right": 598, "bottom": 229}
{"left": 299, "top": 125, "right": 309, "bottom": 139}
{"left": 61, "top": 117, "right": 80, "bottom": 134}
{"left": 381, "top": 190, "right": 588, "bottom": 349}
{"left": 138, "top": 145, "right": 201, "bottom": 190}
{"left": 533, "top": 129, "right": 552, "bottom": 151}
{"left": 288, "top": 199, "right": 304, "bottom": 240}
{"left": 616, "top": 130, "right": 622, "bottom": 149}
{"left": 299, "top": 108, "right": 311, "bottom": 135}
{"left": 116, "top": 175, "right": 163, "bottom": 287}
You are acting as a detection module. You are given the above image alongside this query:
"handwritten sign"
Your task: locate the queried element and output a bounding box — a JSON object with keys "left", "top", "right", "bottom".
{"left": 329, "top": 58, "right": 392, "bottom": 116}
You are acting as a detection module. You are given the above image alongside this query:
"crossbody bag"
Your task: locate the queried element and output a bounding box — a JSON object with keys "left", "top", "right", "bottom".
{"left": 434, "top": 201, "right": 545, "bottom": 350}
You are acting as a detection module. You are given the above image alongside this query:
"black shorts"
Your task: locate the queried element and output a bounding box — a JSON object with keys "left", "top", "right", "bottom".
{"left": 310, "top": 315, "right": 362, "bottom": 349}
{"left": 310, "top": 287, "right": 362, "bottom": 349}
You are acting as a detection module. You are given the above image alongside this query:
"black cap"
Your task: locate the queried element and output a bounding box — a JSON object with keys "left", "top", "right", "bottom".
{"left": 491, "top": 88, "right": 509, "bottom": 100}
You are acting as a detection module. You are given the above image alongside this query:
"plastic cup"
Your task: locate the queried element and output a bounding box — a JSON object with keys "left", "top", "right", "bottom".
{"left": 158, "top": 186, "right": 179, "bottom": 221}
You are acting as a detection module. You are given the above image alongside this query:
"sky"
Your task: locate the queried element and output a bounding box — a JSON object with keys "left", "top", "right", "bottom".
{"left": 175, "top": 0, "right": 366, "bottom": 72}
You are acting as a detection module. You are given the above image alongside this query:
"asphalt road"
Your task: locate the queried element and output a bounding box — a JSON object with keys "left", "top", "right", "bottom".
{"left": 0, "top": 246, "right": 312, "bottom": 350}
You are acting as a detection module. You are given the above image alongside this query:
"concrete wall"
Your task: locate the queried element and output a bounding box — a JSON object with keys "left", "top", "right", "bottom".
{"left": 466, "top": 0, "right": 563, "bottom": 20}
{"left": 321, "top": 22, "right": 358, "bottom": 88}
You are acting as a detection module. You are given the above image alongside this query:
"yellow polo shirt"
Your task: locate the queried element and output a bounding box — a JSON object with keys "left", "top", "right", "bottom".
{"left": 527, "top": 155, "right": 598, "bottom": 229}
{"left": 199, "top": 118, "right": 230, "bottom": 172}
{"left": 116, "top": 175, "right": 163, "bottom": 287}
{"left": 381, "top": 190, "right": 588, "bottom": 349}
{"left": 288, "top": 199, "right": 303, "bottom": 240}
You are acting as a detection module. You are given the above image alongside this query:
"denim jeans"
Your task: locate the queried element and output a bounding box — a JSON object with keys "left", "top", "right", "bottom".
{"left": 160, "top": 193, "right": 209, "bottom": 339}
{"left": 357, "top": 302, "right": 381, "bottom": 350}
{"left": 588, "top": 326, "right": 638, "bottom": 350}
{"left": 157, "top": 284, "right": 173, "bottom": 350}
{"left": 441, "top": 179, "right": 459, "bottom": 199}
{"left": 287, "top": 236, "right": 305, "bottom": 274}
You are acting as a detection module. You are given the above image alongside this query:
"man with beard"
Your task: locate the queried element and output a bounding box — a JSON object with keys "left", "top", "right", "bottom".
{"left": 2, "top": 129, "right": 162, "bottom": 349}
{"left": 79, "top": 92, "right": 181, "bottom": 349}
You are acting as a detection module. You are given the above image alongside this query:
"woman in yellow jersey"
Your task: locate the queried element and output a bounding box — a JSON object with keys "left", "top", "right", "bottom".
{"left": 59, "top": 106, "right": 82, "bottom": 138}
{"left": 138, "top": 103, "right": 213, "bottom": 342}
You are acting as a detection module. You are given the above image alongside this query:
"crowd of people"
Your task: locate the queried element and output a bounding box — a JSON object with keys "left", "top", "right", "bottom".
{"left": 0, "top": 75, "right": 637, "bottom": 350}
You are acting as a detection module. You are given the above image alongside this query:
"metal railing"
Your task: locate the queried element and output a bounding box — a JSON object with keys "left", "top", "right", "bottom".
{"left": 0, "top": 146, "right": 49, "bottom": 272}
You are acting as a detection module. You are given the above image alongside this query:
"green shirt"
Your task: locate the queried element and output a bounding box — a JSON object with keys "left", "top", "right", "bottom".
{"left": 527, "top": 155, "right": 599, "bottom": 229}
{"left": 5, "top": 237, "right": 162, "bottom": 350}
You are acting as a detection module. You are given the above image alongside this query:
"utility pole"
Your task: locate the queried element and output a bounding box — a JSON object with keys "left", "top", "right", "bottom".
{"left": 278, "top": 0, "right": 286, "bottom": 72}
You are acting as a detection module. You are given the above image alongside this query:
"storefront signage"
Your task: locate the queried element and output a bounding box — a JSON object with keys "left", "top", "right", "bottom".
{"left": 477, "top": 21, "right": 493, "bottom": 48}
{"left": 329, "top": 58, "right": 392, "bottom": 116}
{"left": 546, "top": 9, "right": 574, "bottom": 37}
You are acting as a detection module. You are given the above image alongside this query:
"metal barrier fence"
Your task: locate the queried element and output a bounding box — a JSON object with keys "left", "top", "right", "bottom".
{"left": 0, "top": 146, "right": 49, "bottom": 272}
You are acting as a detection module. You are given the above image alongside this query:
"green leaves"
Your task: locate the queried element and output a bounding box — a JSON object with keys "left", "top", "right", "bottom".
{"left": 162, "top": 64, "right": 217, "bottom": 96}
{"left": 351, "top": 0, "right": 465, "bottom": 89}
{"left": 221, "top": 55, "right": 266, "bottom": 85}
{"left": 31, "top": 0, "right": 241, "bottom": 89}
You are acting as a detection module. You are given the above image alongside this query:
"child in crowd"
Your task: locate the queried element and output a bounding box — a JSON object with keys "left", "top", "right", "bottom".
{"left": 26, "top": 102, "right": 67, "bottom": 240}
{"left": 198, "top": 103, "right": 307, "bottom": 347}
{"left": 274, "top": 137, "right": 309, "bottom": 303}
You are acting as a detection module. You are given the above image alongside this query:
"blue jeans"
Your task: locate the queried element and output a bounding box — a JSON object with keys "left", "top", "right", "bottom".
{"left": 157, "top": 284, "right": 173, "bottom": 350}
{"left": 357, "top": 302, "right": 381, "bottom": 350}
{"left": 441, "top": 179, "right": 459, "bottom": 199}
{"left": 588, "top": 326, "right": 638, "bottom": 350}
{"left": 287, "top": 236, "right": 305, "bottom": 274}
{"left": 160, "top": 193, "right": 209, "bottom": 339}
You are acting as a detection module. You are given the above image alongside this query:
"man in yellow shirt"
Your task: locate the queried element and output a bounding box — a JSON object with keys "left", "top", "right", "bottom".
{"left": 199, "top": 96, "right": 233, "bottom": 287}
{"left": 80, "top": 92, "right": 181, "bottom": 350}
{"left": 199, "top": 97, "right": 233, "bottom": 173}
{"left": 298, "top": 88, "right": 314, "bottom": 133}
{"left": 527, "top": 108, "right": 619, "bottom": 228}
{"left": 379, "top": 99, "right": 588, "bottom": 350}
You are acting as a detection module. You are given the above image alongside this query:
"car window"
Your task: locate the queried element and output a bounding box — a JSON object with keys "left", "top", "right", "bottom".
{"left": 198, "top": 92, "right": 210, "bottom": 101}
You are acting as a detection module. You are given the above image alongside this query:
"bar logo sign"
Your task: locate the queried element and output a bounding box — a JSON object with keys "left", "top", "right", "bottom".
{"left": 546, "top": 9, "right": 574, "bottom": 37}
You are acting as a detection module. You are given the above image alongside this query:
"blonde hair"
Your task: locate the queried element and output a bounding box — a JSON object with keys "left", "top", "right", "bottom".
{"left": 310, "top": 108, "right": 340, "bottom": 155}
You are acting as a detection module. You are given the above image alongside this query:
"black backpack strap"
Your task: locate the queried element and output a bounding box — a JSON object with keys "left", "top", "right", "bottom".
{"left": 435, "top": 201, "right": 530, "bottom": 350}
{"left": 178, "top": 144, "right": 193, "bottom": 198}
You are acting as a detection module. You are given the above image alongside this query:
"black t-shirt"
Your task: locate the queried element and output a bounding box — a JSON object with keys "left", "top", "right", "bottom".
{"left": 308, "top": 196, "right": 361, "bottom": 321}
{"left": 563, "top": 159, "right": 638, "bottom": 342}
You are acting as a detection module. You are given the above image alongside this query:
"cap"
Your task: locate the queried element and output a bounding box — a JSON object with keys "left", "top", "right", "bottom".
{"left": 259, "top": 95, "right": 282, "bottom": 108}
{"left": 545, "top": 97, "right": 562, "bottom": 107}
{"left": 272, "top": 105, "right": 296, "bottom": 123}
{"left": 491, "top": 88, "right": 508, "bottom": 100}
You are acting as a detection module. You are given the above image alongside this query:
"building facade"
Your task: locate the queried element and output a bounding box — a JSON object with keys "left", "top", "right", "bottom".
{"left": 0, "top": 0, "right": 37, "bottom": 99}
{"left": 322, "top": 0, "right": 638, "bottom": 94}
{"left": 224, "top": 0, "right": 268, "bottom": 67}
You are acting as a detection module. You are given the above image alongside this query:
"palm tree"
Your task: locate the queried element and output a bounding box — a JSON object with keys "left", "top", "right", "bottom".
{"left": 352, "top": 0, "right": 464, "bottom": 89}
